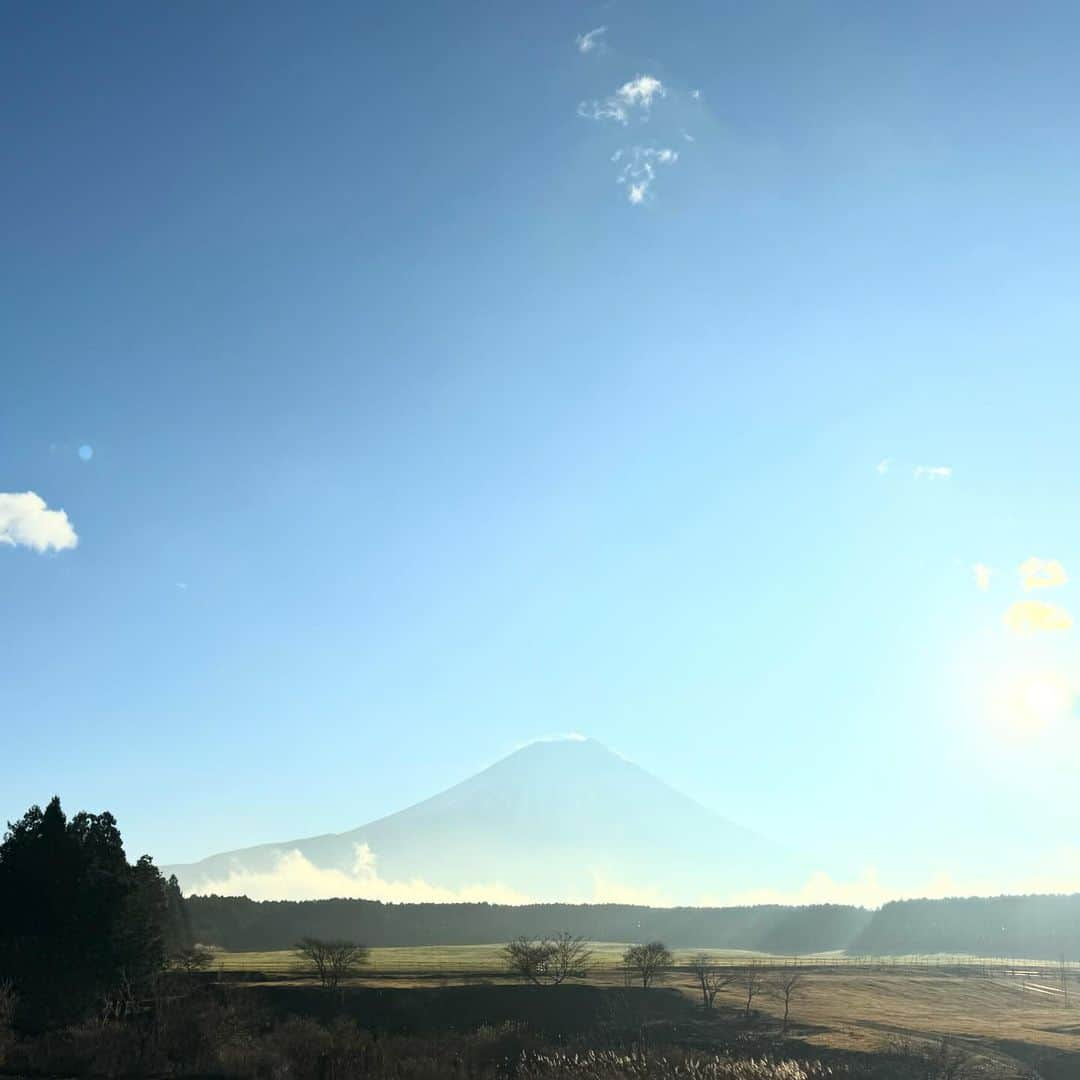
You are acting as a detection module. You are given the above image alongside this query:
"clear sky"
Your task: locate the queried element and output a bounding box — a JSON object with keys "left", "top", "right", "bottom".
{"left": 4, "top": 0, "right": 1080, "bottom": 905}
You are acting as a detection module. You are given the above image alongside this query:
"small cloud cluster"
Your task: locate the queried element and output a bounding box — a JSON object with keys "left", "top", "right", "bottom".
{"left": 575, "top": 26, "right": 607, "bottom": 54}
{"left": 577, "top": 70, "right": 689, "bottom": 204}
{"left": 1019, "top": 556, "right": 1068, "bottom": 592}
{"left": 972, "top": 563, "right": 993, "bottom": 592}
{"left": 996, "top": 556, "right": 1073, "bottom": 636}
{"left": 573, "top": 26, "right": 705, "bottom": 206}
{"left": 612, "top": 146, "right": 678, "bottom": 204}
{"left": 0, "top": 491, "right": 78, "bottom": 553}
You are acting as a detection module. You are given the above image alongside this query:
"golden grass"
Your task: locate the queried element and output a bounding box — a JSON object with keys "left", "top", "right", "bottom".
{"left": 209, "top": 943, "right": 774, "bottom": 974}
{"left": 209, "top": 946, "right": 1080, "bottom": 1062}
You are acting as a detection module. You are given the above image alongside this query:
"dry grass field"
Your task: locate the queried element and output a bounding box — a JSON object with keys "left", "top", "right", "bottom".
{"left": 209, "top": 943, "right": 775, "bottom": 975}
{"left": 209, "top": 946, "right": 1080, "bottom": 1074}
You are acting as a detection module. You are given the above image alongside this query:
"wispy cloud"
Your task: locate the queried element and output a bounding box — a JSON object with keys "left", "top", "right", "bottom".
{"left": 578, "top": 74, "right": 667, "bottom": 127}
{"left": 575, "top": 26, "right": 607, "bottom": 54}
{"left": 875, "top": 458, "right": 892, "bottom": 475}
{"left": 612, "top": 146, "right": 679, "bottom": 205}
{"left": 972, "top": 563, "right": 993, "bottom": 591}
{"left": 1003, "top": 600, "right": 1074, "bottom": 637}
{"left": 914, "top": 465, "right": 952, "bottom": 480}
{"left": 1019, "top": 556, "right": 1068, "bottom": 592}
{"left": 616, "top": 74, "right": 665, "bottom": 108}
{"left": 0, "top": 492, "right": 78, "bottom": 553}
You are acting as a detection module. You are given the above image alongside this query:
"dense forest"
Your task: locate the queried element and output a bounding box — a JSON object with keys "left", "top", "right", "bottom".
{"left": 853, "top": 893, "right": 1080, "bottom": 959}
{"left": 186, "top": 896, "right": 870, "bottom": 952}
{"left": 186, "top": 892, "right": 1080, "bottom": 959}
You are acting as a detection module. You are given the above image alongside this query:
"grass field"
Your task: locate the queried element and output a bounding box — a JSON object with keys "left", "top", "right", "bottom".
{"left": 210, "top": 943, "right": 787, "bottom": 975}
{"left": 209, "top": 943, "right": 1079, "bottom": 977}
{"left": 207, "top": 945, "right": 1080, "bottom": 1074}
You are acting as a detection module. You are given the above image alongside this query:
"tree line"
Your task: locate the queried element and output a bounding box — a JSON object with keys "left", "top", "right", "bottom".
{"left": 851, "top": 893, "right": 1080, "bottom": 959}
{"left": 185, "top": 891, "right": 1080, "bottom": 960}
{"left": 185, "top": 894, "right": 871, "bottom": 953}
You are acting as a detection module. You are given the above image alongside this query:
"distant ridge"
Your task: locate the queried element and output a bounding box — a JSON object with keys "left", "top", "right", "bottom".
{"left": 164, "top": 737, "right": 797, "bottom": 904}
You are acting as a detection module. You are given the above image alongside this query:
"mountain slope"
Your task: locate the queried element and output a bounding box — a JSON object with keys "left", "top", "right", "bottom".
{"left": 164, "top": 738, "right": 797, "bottom": 903}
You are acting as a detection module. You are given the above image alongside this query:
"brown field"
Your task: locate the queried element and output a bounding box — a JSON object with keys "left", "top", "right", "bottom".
{"left": 211, "top": 948, "right": 1080, "bottom": 1075}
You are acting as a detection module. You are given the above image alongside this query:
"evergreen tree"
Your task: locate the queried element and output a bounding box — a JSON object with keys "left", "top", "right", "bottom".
{"left": 0, "top": 797, "right": 183, "bottom": 1029}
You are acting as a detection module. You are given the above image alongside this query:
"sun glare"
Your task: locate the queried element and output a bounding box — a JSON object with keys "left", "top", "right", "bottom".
{"left": 988, "top": 668, "right": 1076, "bottom": 736}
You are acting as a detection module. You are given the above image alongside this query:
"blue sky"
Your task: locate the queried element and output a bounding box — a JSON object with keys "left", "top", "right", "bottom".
{"left": 4, "top": 0, "right": 1080, "bottom": 904}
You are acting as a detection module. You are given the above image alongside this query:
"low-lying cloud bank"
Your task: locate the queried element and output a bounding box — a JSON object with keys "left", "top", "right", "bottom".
{"left": 185, "top": 844, "right": 1080, "bottom": 909}
{"left": 186, "top": 846, "right": 679, "bottom": 906}
{"left": 724, "top": 854, "right": 1080, "bottom": 909}
{"left": 188, "top": 844, "right": 533, "bottom": 904}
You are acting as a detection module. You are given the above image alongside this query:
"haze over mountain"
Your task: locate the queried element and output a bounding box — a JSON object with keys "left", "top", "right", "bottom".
{"left": 165, "top": 738, "right": 798, "bottom": 904}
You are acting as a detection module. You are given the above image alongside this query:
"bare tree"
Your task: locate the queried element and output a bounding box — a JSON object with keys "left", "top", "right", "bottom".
{"left": 294, "top": 938, "right": 370, "bottom": 991}
{"left": 622, "top": 941, "right": 673, "bottom": 988}
{"left": 504, "top": 936, "right": 552, "bottom": 984}
{"left": 503, "top": 932, "right": 592, "bottom": 985}
{"left": 769, "top": 970, "right": 803, "bottom": 1034}
{"left": 740, "top": 965, "right": 763, "bottom": 1019}
{"left": 690, "top": 954, "right": 732, "bottom": 1011}
{"left": 550, "top": 931, "right": 593, "bottom": 984}
{"left": 171, "top": 946, "right": 214, "bottom": 974}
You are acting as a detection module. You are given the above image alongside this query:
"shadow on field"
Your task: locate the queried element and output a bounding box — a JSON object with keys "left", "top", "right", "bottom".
{"left": 982, "top": 1037, "right": 1080, "bottom": 1080}
{"left": 241, "top": 983, "right": 693, "bottom": 1037}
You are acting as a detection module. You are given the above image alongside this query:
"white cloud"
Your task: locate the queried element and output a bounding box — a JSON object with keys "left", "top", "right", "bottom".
{"left": 616, "top": 74, "right": 665, "bottom": 108}
{"left": 1019, "top": 556, "right": 1068, "bottom": 592}
{"left": 876, "top": 458, "right": 892, "bottom": 475}
{"left": 575, "top": 26, "right": 607, "bottom": 54}
{"left": 578, "top": 74, "right": 666, "bottom": 128}
{"left": 914, "top": 465, "right": 952, "bottom": 480}
{"left": 187, "top": 843, "right": 533, "bottom": 904}
{"left": 0, "top": 492, "right": 78, "bottom": 553}
{"left": 612, "top": 145, "right": 679, "bottom": 205}
{"left": 972, "top": 563, "right": 993, "bottom": 591}
{"left": 1003, "top": 600, "right": 1074, "bottom": 637}
{"left": 724, "top": 853, "right": 1080, "bottom": 909}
